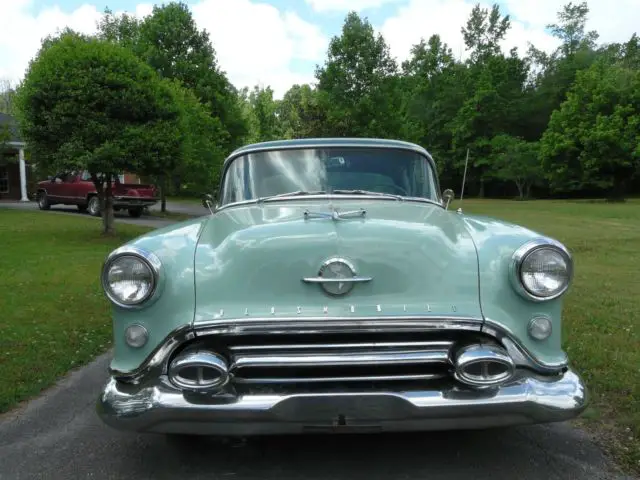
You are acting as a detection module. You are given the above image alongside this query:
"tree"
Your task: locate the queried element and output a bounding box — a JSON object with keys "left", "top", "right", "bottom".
{"left": 16, "top": 32, "right": 182, "bottom": 234}
{"left": 278, "top": 84, "right": 328, "bottom": 139}
{"left": 0, "top": 78, "right": 16, "bottom": 115}
{"left": 461, "top": 3, "right": 511, "bottom": 64}
{"left": 135, "top": 2, "right": 247, "bottom": 153}
{"left": 490, "top": 135, "right": 542, "bottom": 199}
{"left": 401, "top": 35, "right": 466, "bottom": 183}
{"left": 315, "top": 12, "right": 403, "bottom": 138}
{"left": 451, "top": 3, "right": 528, "bottom": 196}
{"left": 97, "top": 3, "right": 248, "bottom": 207}
{"left": 167, "top": 80, "right": 228, "bottom": 196}
{"left": 244, "top": 86, "right": 282, "bottom": 142}
{"left": 547, "top": 2, "right": 598, "bottom": 58}
{"left": 97, "top": 8, "right": 141, "bottom": 49}
{"left": 540, "top": 57, "right": 640, "bottom": 200}
{"left": 523, "top": 2, "right": 599, "bottom": 140}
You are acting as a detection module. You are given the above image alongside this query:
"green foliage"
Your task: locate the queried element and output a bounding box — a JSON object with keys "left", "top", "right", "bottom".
{"left": 134, "top": 2, "right": 247, "bottom": 153}
{"left": 462, "top": 3, "right": 511, "bottom": 63}
{"left": 315, "top": 12, "right": 404, "bottom": 138}
{"left": 0, "top": 79, "right": 16, "bottom": 115}
{"left": 96, "top": 1, "right": 249, "bottom": 200}
{"left": 15, "top": 32, "right": 182, "bottom": 232}
{"left": 167, "top": 79, "right": 228, "bottom": 194}
{"left": 242, "top": 86, "right": 282, "bottom": 143}
{"left": 541, "top": 55, "right": 640, "bottom": 200}
{"left": 489, "top": 135, "right": 542, "bottom": 199}
{"left": 277, "top": 84, "right": 327, "bottom": 139}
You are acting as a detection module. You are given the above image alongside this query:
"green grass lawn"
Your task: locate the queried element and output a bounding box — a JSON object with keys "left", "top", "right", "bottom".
{"left": 0, "top": 210, "right": 150, "bottom": 413}
{"left": 453, "top": 198, "right": 640, "bottom": 470}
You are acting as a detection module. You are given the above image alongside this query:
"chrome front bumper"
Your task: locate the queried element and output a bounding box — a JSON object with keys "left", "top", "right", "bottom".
{"left": 97, "top": 369, "right": 587, "bottom": 435}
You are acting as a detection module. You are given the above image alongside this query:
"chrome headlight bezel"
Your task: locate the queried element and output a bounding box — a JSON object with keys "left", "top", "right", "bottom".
{"left": 101, "top": 246, "right": 163, "bottom": 309}
{"left": 509, "top": 238, "right": 573, "bottom": 302}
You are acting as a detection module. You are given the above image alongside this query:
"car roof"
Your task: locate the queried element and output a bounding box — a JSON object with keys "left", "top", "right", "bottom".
{"left": 225, "top": 138, "right": 434, "bottom": 168}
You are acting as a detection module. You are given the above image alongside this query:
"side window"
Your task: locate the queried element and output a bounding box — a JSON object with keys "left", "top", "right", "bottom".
{"left": 81, "top": 171, "right": 93, "bottom": 181}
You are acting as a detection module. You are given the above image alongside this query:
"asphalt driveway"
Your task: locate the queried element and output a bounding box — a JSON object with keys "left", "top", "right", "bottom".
{"left": 0, "top": 352, "right": 632, "bottom": 480}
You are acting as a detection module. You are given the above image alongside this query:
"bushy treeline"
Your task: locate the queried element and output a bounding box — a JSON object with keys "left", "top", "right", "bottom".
{"left": 247, "top": 3, "right": 640, "bottom": 200}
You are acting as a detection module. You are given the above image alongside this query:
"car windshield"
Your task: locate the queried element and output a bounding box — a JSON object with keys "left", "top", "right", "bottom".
{"left": 219, "top": 147, "right": 439, "bottom": 206}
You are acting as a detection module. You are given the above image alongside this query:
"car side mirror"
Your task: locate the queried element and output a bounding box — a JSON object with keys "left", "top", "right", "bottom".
{"left": 442, "top": 189, "right": 455, "bottom": 210}
{"left": 202, "top": 193, "right": 216, "bottom": 214}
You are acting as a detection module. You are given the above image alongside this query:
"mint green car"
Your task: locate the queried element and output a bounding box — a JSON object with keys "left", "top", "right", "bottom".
{"left": 97, "top": 138, "right": 587, "bottom": 435}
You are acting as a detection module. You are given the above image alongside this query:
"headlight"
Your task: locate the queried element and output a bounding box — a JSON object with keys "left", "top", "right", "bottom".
{"left": 102, "top": 247, "right": 161, "bottom": 308}
{"left": 510, "top": 239, "right": 573, "bottom": 301}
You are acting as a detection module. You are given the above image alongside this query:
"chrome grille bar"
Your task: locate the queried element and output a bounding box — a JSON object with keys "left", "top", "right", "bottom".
{"left": 228, "top": 341, "right": 453, "bottom": 352}
{"left": 233, "top": 373, "right": 446, "bottom": 384}
{"left": 231, "top": 350, "right": 450, "bottom": 369}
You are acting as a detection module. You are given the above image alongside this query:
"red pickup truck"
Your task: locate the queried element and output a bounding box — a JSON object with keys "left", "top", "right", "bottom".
{"left": 36, "top": 171, "right": 158, "bottom": 218}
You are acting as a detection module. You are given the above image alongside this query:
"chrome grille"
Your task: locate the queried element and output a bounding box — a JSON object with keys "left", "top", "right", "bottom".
{"left": 227, "top": 340, "right": 454, "bottom": 385}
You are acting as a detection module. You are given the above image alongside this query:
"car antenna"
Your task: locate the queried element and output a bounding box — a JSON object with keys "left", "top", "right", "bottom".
{"left": 458, "top": 148, "right": 470, "bottom": 214}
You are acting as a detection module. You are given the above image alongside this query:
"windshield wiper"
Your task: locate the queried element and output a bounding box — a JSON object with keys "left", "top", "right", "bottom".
{"left": 258, "top": 190, "right": 326, "bottom": 203}
{"left": 331, "top": 189, "right": 404, "bottom": 201}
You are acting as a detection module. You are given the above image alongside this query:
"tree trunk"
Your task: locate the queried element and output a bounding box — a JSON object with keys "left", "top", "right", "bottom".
{"left": 525, "top": 183, "right": 532, "bottom": 199}
{"left": 478, "top": 178, "right": 485, "bottom": 198}
{"left": 607, "top": 176, "right": 627, "bottom": 203}
{"left": 103, "top": 176, "right": 115, "bottom": 235}
{"left": 515, "top": 181, "right": 524, "bottom": 200}
{"left": 160, "top": 175, "right": 167, "bottom": 213}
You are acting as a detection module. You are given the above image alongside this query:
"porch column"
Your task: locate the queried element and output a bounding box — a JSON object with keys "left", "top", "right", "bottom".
{"left": 19, "top": 148, "right": 28, "bottom": 202}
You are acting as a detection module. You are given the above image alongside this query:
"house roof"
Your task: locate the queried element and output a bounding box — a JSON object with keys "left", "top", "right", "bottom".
{"left": 0, "top": 113, "right": 23, "bottom": 144}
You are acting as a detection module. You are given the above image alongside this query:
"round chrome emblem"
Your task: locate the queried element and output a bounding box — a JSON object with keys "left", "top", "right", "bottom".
{"left": 318, "top": 258, "right": 357, "bottom": 296}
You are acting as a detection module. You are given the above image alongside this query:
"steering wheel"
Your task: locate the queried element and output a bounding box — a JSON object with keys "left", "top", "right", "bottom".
{"left": 373, "top": 184, "right": 409, "bottom": 196}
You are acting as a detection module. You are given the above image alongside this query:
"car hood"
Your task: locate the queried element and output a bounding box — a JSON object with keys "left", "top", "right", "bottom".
{"left": 193, "top": 200, "right": 482, "bottom": 322}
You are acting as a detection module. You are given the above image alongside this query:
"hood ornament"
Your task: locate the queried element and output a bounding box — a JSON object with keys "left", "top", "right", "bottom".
{"left": 304, "top": 208, "right": 366, "bottom": 221}
{"left": 302, "top": 257, "right": 372, "bottom": 296}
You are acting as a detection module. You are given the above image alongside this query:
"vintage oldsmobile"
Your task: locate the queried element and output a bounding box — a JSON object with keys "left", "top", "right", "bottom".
{"left": 97, "top": 138, "right": 587, "bottom": 435}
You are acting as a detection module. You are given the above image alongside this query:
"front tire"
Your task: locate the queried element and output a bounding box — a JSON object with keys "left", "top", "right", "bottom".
{"left": 37, "top": 191, "right": 50, "bottom": 210}
{"left": 128, "top": 207, "right": 143, "bottom": 218}
{"left": 87, "top": 196, "right": 101, "bottom": 217}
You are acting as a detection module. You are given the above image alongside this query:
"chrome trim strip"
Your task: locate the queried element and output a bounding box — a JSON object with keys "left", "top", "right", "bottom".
{"left": 100, "top": 246, "right": 163, "bottom": 310}
{"left": 482, "top": 318, "right": 568, "bottom": 372}
{"left": 509, "top": 237, "right": 574, "bottom": 302}
{"left": 232, "top": 373, "right": 447, "bottom": 384}
{"left": 194, "top": 316, "right": 484, "bottom": 336}
{"left": 228, "top": 341, "right": 454, "bottom": 351}
{"left": 302, "top": 276, "right": 373, "bottom": 284}
{"left": 231, "top": 350, "right": 450, "bottom": 369}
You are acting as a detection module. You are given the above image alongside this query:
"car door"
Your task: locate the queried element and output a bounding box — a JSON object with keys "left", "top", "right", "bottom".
{"left": 64, "top": 171, "right": 82, "bottom": 205}
{"left": 46, "top": 173, "right": 66, "bottom": 201}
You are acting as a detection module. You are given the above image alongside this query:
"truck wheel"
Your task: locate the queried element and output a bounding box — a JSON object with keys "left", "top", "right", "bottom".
{"left": 37, "top": 191, "right": 50, "bottom": 210}
{"left": 87, "top": 196, "right": 101, "bottom": 217}
{"left": 128, "top": 208, "right": 143, "bottom": 218}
